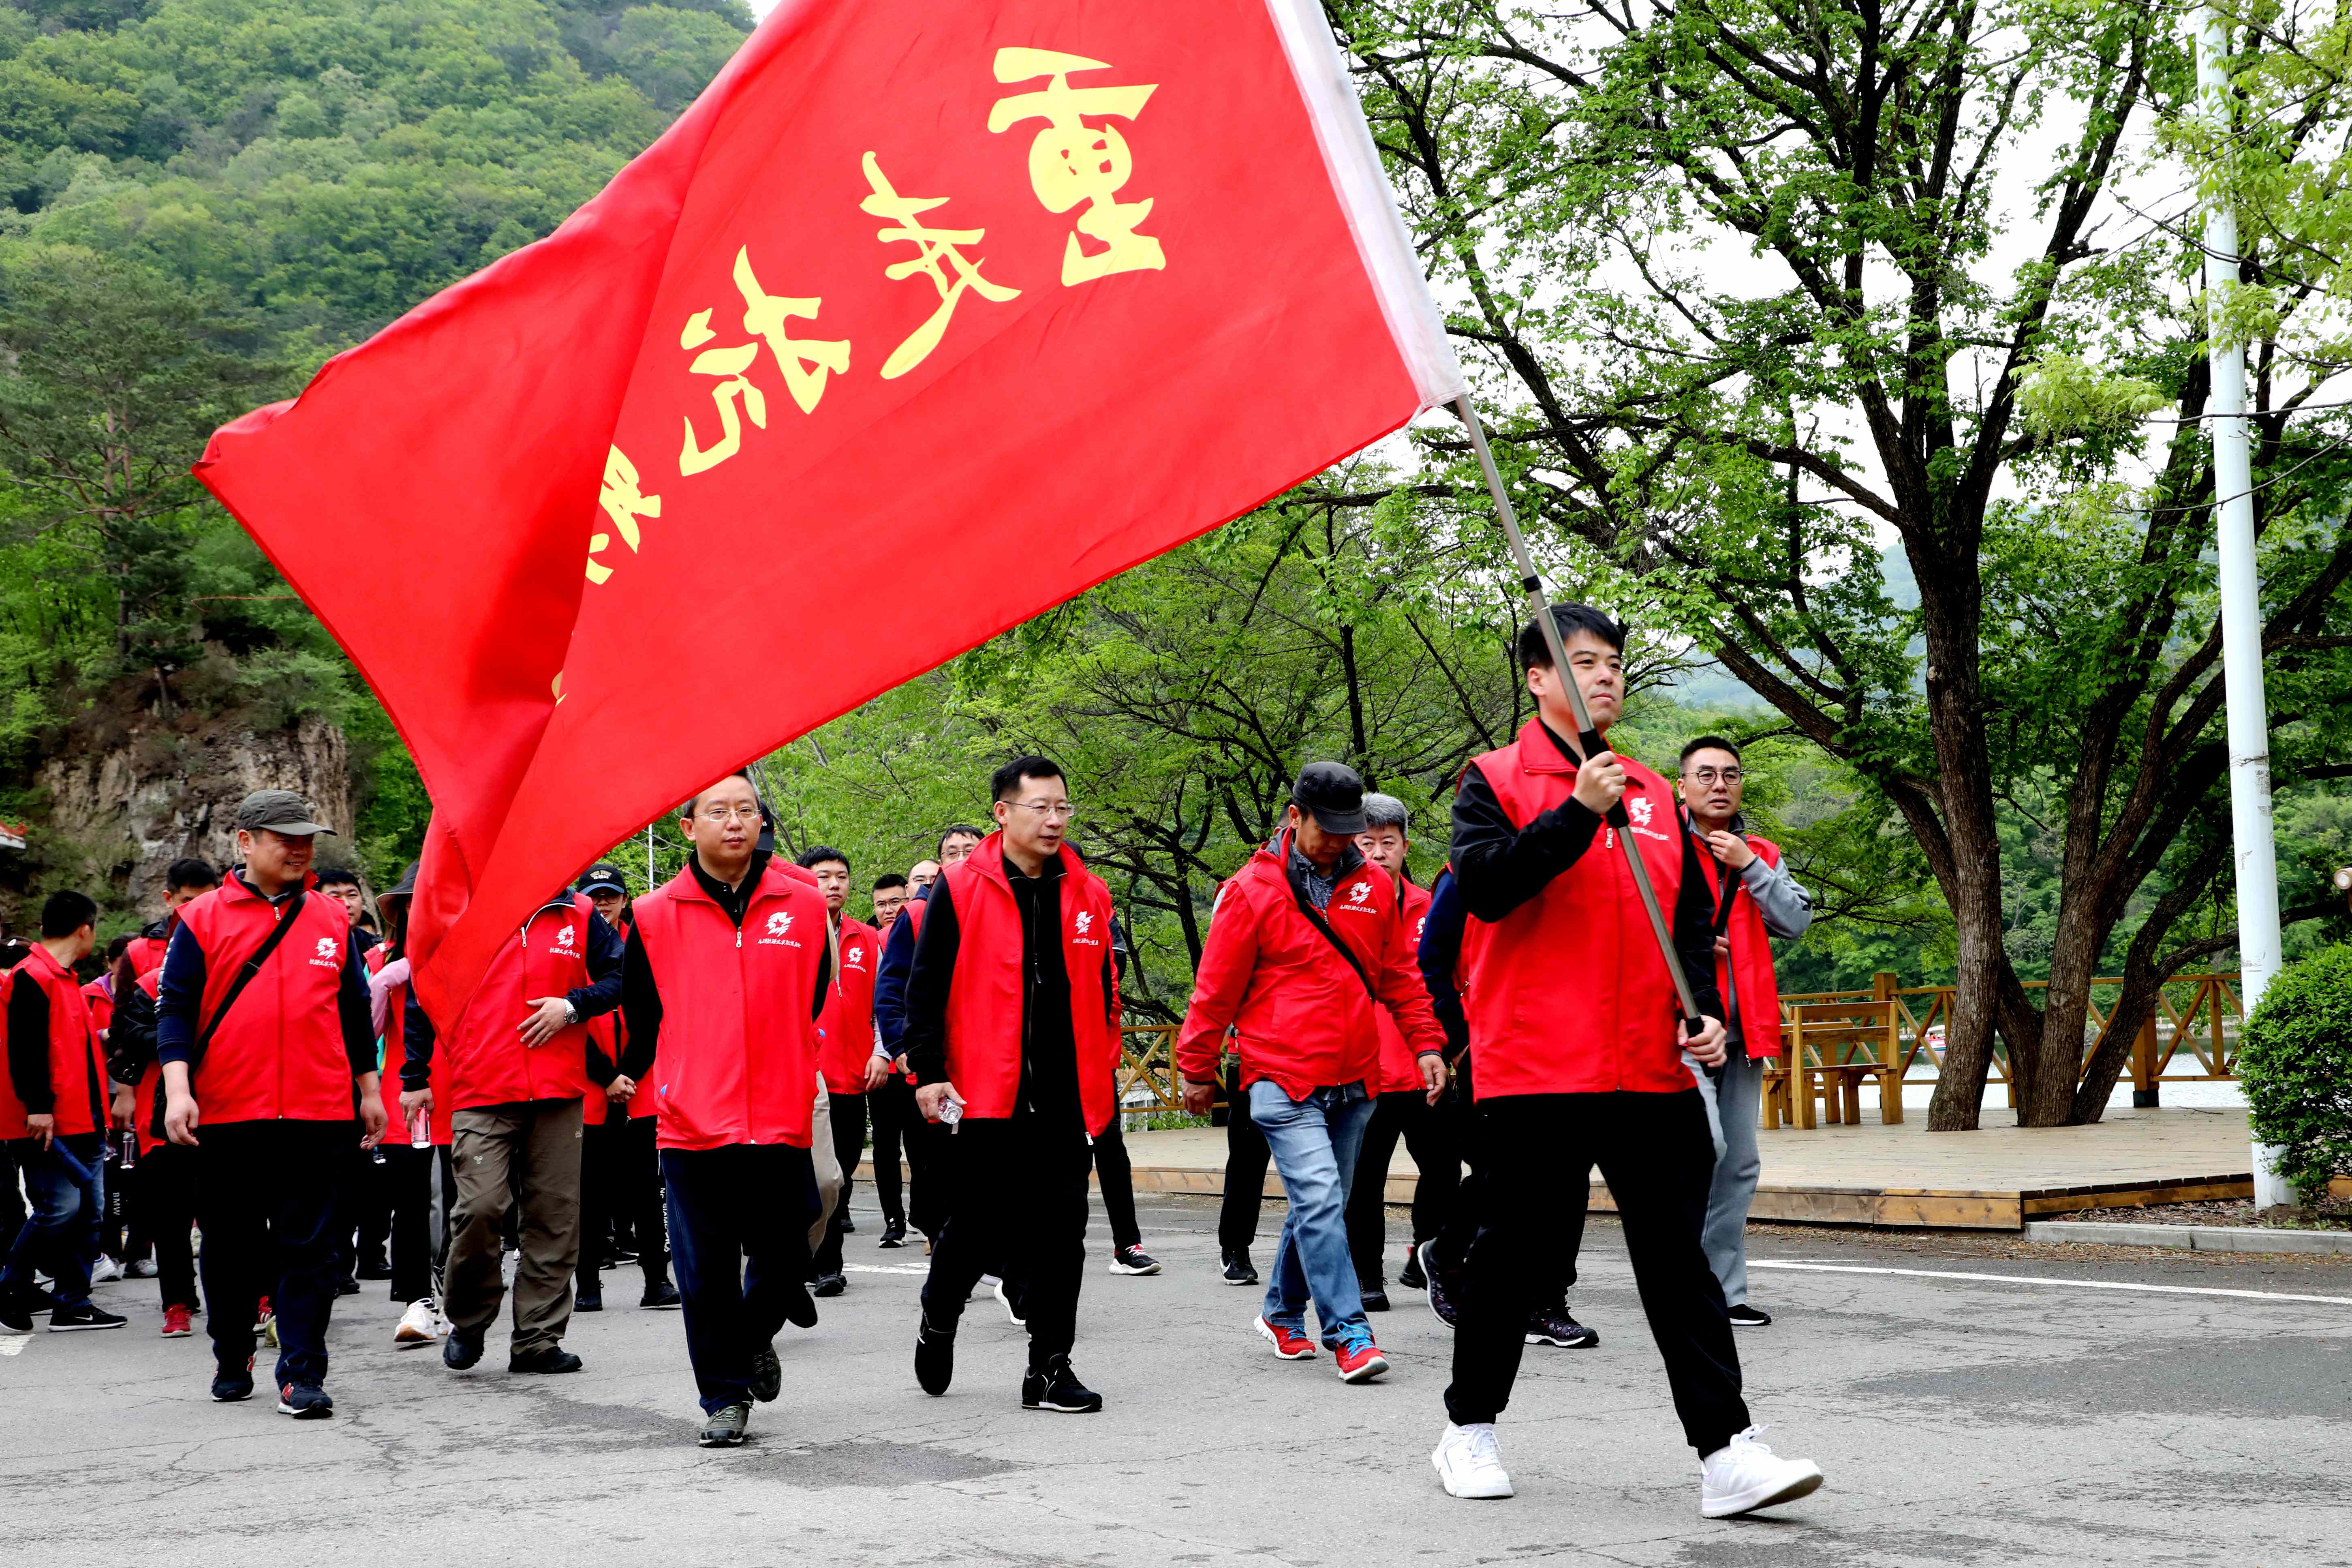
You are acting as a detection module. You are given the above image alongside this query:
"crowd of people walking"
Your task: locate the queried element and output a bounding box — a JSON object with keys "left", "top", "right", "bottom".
{"left": 0, "top": 605, "right": 1826, "bottom": 1519}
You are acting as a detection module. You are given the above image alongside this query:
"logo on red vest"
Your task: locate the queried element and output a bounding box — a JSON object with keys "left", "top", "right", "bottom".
{"left": 308, "top": 934, "right": 339, "bottom": 971}
{"left": 1335, "top": 879, "right": 1377, "bottom": 915}
{"left": 844, "top": 942, "right": 866, "bottom": 970}
{"left": 556, "top": 925, "right": 576, "bottom": 949}
{"left": 759, "top": 909, "right": 802, "bottom": 948}
{"left": 1625, "top": 793, "right": 1672, "bottom": 843}
{"left": 1072, "top": 909, "right": 1102, "bottom": 947}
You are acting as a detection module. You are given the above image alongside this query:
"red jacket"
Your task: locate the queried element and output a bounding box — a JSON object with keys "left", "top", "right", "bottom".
{"left": 172, "top": 875, "right": 357, "bottom": 1125}
{"left": 631, "top": 859, "right": 827, "bottom": 1151}
{"left": 441, "top": 894, "right": 599, "bottom": 1112}
{"left": 1176, "top": 831, "right": 1444, "bottom": 1101}
{"left": 937, "top": 836, "right": 1123, "bottom": 1133}
{"left": 1690, "top": 831, "right": 1785, "bottom": 1063}
{"left": 1457, "top": 724, "right": 1694, "bottom": 1098}
{"left": 818, "top": 915, "right": 879, "bottom": 1094}
{"left": 0, "top": 946, "right": 108, "bottom": 1138}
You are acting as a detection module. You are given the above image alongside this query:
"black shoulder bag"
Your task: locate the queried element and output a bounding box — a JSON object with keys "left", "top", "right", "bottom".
{"left": 150, "top": 892, "right": 311, "bottom": 1140}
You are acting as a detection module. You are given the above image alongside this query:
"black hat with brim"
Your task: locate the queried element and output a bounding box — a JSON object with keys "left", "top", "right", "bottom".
{"left": 1291, "top": 761, "right": 1369, "bottom": 835}
{"left": 236, "top": 789, "right": 336, "bottom": 837}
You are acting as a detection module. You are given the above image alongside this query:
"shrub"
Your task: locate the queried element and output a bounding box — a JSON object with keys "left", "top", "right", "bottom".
{"left": 2241, "top": 943, "right": 2352, "bottom": 1205}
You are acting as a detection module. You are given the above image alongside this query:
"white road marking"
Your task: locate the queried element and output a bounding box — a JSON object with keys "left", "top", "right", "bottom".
{"left": 0, "top": 1334, "right": 30, "bottom": 1356}
{"left": 842, "top": 1264, "right": 928, "bottom": 1276}
{"left": 1750, "top": 1259, "right": 2352, "bottom": 1307}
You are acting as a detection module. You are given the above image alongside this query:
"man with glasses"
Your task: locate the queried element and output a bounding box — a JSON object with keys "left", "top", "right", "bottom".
{"left": 1675, "top": 736, "right": 1812, "bottom": 1330}
{"left": 905, "top": 758, "right": 1121, "bottom": 1414}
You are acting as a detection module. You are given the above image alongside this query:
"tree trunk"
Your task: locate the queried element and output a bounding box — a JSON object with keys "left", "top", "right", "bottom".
{"left": 1920, "top": 562, "right": 2007, "bottom": 1132}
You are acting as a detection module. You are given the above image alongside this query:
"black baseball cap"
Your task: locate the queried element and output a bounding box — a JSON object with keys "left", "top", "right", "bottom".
{"left": 1291, "top": 762, "right": 1368, "bottom": 834}
{"left": 577, "top": 864, "right": 627, "bottom": 896}
{"left": 235, "top": 789, "right": 336, "bottom": 836}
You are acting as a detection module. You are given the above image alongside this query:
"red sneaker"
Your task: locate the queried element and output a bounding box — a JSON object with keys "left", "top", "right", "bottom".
{"left": 1255, "top": 1316, "right": 1317, "bottom": 1360}
{"left": 161, "top": 1305, "right": 193, "bottom": 1338}
{"left": 1334, "top": 1333, "right": 1389, "bottom": 1384}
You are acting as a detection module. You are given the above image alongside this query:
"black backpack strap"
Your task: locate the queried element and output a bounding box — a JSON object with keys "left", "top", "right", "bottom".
{"left": 1285, "top": 871, "right": 1379, "bottom": 1006}
{"left": 188, "top": 890, "right": 311, "bottom": 1070}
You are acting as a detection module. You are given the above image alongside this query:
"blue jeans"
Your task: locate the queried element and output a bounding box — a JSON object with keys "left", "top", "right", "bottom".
{"left": 0, "top": 1134, "right": 104, "bottom": 1309}
{"left": 1249, "top": 1080, "right": 1375, "bottom": 1346}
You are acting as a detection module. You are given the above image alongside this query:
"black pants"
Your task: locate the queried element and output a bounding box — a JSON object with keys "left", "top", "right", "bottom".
{"left": 1091, "top": 1115, "right": 1141, "bottom": 1252}
{"left": 0, "top": 1138, "right": 25, "bottom": 1248}
{"left": 1346, "top": 1089, "right": 1463, "bottom": 1286}
{"left": 196, "top": 1119, "right": 351, "bottom": 1389}
{"left": 327, "top": 1134, "right": 382, "bottom": 1283}
{"left": 901, "top": 1100, "right": 951, "bottom": 1241}
{"left": 812, "top": 1089, "right": 867, "bottom": 1276}
{"left": 867, "top": 1075, "right": 910, "bottom": 1226}
{"left": 921, "top": 1114, "right": 1091, "bottom": 1370}
{"left": 139, "top": 1141, "right": 200, "bottom": 1311}
{"left": 1217, "top": 1062, "right": 1270, "bottom": 1254}
{"left": 663, "top": 1142, "right": 814, "bottom": 1414}
{"left": 1445, "top": 1091, "right": 1748, "bottom": 1452}
{"left": 579, "top": 1109, "right": 624, "bottom": 1292}
{"left": 381, "top": 1143, "right": 435, "bottom": 1303}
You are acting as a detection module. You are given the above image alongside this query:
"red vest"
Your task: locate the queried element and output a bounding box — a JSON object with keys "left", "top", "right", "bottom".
{"left": 1374, "top": 878, "right": 1437, "bottom": 1091}
{"left": 173, "top": 875, "right": 356, "bottom": 1125}
{"left": 442, "top": 894, "right": 597, "bottom": 1112}
{"left": 124, "top": 932, "right": 169, "bottom": 979}
{"left": 82, "top": 978, "right": 115, "bottom": 1040}
{"left": 631, "top": 859, "right": 826, "bottom": 1151}
{"left": 939, "top": 835, "right": 1121, "bottom": 1134}
{"left": 0, "top": 947, "right": 107, "bottom": 1138}
{"left": 132, "top": 967, "right": 164, "bottom": 1153}
{"left": 1458, "top": 723, "right": 1695, "bottom": 1098}
{"left": 819, "top": 916, "right": 880, "bottom": 1094}
{"left": 1689, "top": 830, "right": 1785, "bottom": 1062}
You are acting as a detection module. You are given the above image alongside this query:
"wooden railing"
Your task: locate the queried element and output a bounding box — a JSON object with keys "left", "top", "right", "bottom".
{"left": 1119, "top": 971, "right": 2245, "bottom": 1119}
{"left": 1776, "top": 972, "right": 2245, "bottom": 1106}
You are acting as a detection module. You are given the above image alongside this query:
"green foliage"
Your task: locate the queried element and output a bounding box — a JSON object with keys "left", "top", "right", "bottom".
{"left": 2014, "top": 354, "right": 2170, "bottom": 439}
{"left": 2242, "top": 943, "right": 2352, "bottom": 1204}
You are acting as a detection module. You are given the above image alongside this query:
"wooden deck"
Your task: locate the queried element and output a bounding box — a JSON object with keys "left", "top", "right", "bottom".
{"left": 1105, "top": 1105, "right": 2256, "bottom": 1231}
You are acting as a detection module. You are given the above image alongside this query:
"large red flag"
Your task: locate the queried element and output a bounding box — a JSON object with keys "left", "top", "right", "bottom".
{"left": 195, "top": 0, "right": 1463, "bottom": 1023}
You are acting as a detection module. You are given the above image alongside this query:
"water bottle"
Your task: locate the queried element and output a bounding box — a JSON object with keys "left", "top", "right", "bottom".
{"left": 120, "top": 1130, "right": 137, "bottom": 1171}
{"left": 408, "top": 1107, "right": 431, "bottom": 1150}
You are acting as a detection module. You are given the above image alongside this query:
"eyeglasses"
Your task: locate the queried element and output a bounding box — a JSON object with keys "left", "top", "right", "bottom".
{"left": 1007, "top": 801, "right": 1077, "bottom": 820}
{"left": 1682, "top": 767, "right": 1742, "bottom": 785}
{"left": 695, "top": 804, "right": 763, "bottom": 824}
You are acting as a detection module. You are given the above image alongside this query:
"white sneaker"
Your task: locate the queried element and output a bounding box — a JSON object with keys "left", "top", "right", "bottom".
{"left": 394, "top": 1298, "right": 442, "bottom": 1347}
{"left": 1699, "top": 1427, "right": 1824, "bottom": 1518}
{"left": 89, "top": 1257, "right": 126, "bottom": 1284}
{"left": 1431, "top": 1422, "right": 1514, "bottom": 1499}
{"left": 128, "top": 1259, "right": 159, "bottom": 1279}
{"left": 994, "top": 1281, "right": 1026, "bottom": 1327}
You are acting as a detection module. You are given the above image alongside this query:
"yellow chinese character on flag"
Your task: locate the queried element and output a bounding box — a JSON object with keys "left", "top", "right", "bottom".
{"left": 732, "top": 247, "right": 849, "bottom": 414}
{"left": 988, "top": 48, "right": 1164, "bottom": 286}
{"left": 586, "top": 446, "right": 661, "bottom": 585}
{"left": 860, "top": 152, "right": 1022, "bottom": 380}
{"left": 678, "top": 311, "right": 767, "bottom": 475}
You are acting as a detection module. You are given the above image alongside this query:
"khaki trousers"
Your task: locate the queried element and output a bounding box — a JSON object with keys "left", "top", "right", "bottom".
{"left": 809, "top": 1076, "right": 842, "bottom": 1253}
{"left": 446, "top": 1097, "right": 585, "bottom": 1355}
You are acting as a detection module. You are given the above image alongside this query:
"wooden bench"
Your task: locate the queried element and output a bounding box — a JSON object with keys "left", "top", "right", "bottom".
{"left": 1763, "top": 1001, "right": 1904, "bottom": 1128}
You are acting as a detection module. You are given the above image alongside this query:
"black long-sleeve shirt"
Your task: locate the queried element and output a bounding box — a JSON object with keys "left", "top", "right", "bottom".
{"left": 616, "top": 851, "right": 830, "bottom": 1082}
{"left": 401, "top": 894, "right": 626, "bottom": 1090}
{"left": 7, "top": 960, "right": 105, "bottom": 1129}
{"left": 1451, "top": 722, "right": 1722, "bottom": 1022}
{"left": 1416, "top": 868, "right": 1471, "bottom": 1062}
{"left": 153, "top": 889, "right": 377, "bottom": 1080}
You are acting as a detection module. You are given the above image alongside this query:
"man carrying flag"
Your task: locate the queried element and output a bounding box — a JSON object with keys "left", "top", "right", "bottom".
{"left": 904, "top": 759, "right": 1120, "bottom": 1414}
{"left": 617, "top": 773, "right": 830, "bottom": 1448}
{"left": 1427, "top": 606, "right": 1824, "bottom": 1517}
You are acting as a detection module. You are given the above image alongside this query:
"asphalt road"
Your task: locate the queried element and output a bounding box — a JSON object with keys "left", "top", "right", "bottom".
{"left": 4, "top": 1190, "right": 2348, "bottom": 1568}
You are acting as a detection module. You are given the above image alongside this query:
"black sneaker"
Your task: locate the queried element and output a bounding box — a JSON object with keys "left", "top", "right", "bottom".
{"left": 750, "top": 1340, "right": 781, "bottom": 1403}
{"left": 699, "top": 1402, "right": 750, "bottom": 1447}
{"left": 211, "top": 1356, "right": 256, "bottom": 1403}
{"left": 915, "top": 1314, "right": 955, "bottom": 1396}
{"left": 1728, "top": 1303, "right": 1773, "bottom": 1327}
{"left": 333, "top": 1276, "right": 360, "bottom": 1297}
{"left": 1525, "top": 1307, "right": 1599, "bottom": 1349}
{"left": 1419, "top": 1241, "right": 1458, "bottom": 1329}
{"left": 576, "top": 1280, "right": 602, "bottom": 1312}
{"left": 994, "top": 1280, "right": 1026, "bottom": 1326}
{"left": 1021, "top": 1355, "right": 1102, "bottom": 1414}
{"left": 443, "top": 1322, "right": 486, "bottom": 1370}
{"left": 1108, "top": 1245, "right": 1161, "bottom": 1276}
{"left": 1398, "top": 1244, "right": 1428, "bottom": 1291}
{"left": 509, "top": 1346, "right": 583, "bottom": 1374}
{"left": 1220, "top": 1249, "right": 1258, "bottom": 1287}
{"left": 839, "top": 1213, "right": 857, "bottom": 1234}
{"left": 0, "top": 1283, "right": 33, "bottom": 1333}
{"left": 878, "top": 1219, "right": 907, "bottom": 1249}
{"left": 640, "top": 1279, "right": 682, "bottom": 1310}
{"left": 781, "top": 1280, "right": 817, "bottom": 1328}
{"left": 357, "top": 1260, "right": 394, "bottom": 1281}
{"left": 276, "top": 1382, "right": 334, "bottom": 1418}
{"left": 811, "top": 1271, "right": 847, "bottom": 1298}
{"left": 48, "top": 1301, "right": 127, "bottom": 1332}
{"left": 1359, "top": 1280, "right": 1390, "bottom": 1312}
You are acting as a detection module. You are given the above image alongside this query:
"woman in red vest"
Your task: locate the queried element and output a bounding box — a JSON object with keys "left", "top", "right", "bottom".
{"left": 905, "top": 758, "right": 1121, "bottom": 1418}
{"left": 614, "top": 772, "right": 831, "bottom": 1448}
{"left": 0, "top": 891, "right": 118, "bottom": 1334}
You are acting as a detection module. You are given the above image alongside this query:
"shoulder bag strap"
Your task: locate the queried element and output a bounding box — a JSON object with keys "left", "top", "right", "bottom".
{"left": 1284, "top": 873, "right": 1379, "bottom": 1005}
{"left": 188, "top": 890, "right": 311, "bottom": 1068}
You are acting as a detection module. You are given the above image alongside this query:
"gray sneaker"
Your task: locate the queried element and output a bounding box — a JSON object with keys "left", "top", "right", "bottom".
{"left": 699, "top": 1403, "right": 750, "bottom": 1448}
{"left": 750, "top": 1341, "right": 781, "bottom": 1403}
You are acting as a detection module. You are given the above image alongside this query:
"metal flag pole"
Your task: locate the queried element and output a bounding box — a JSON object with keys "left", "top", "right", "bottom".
{"left": 2193, "top": 6, "right": 2287, "bottom": 1199}
{"left": 1452, "top": 394, "right": 1704, "bottom": 1029}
